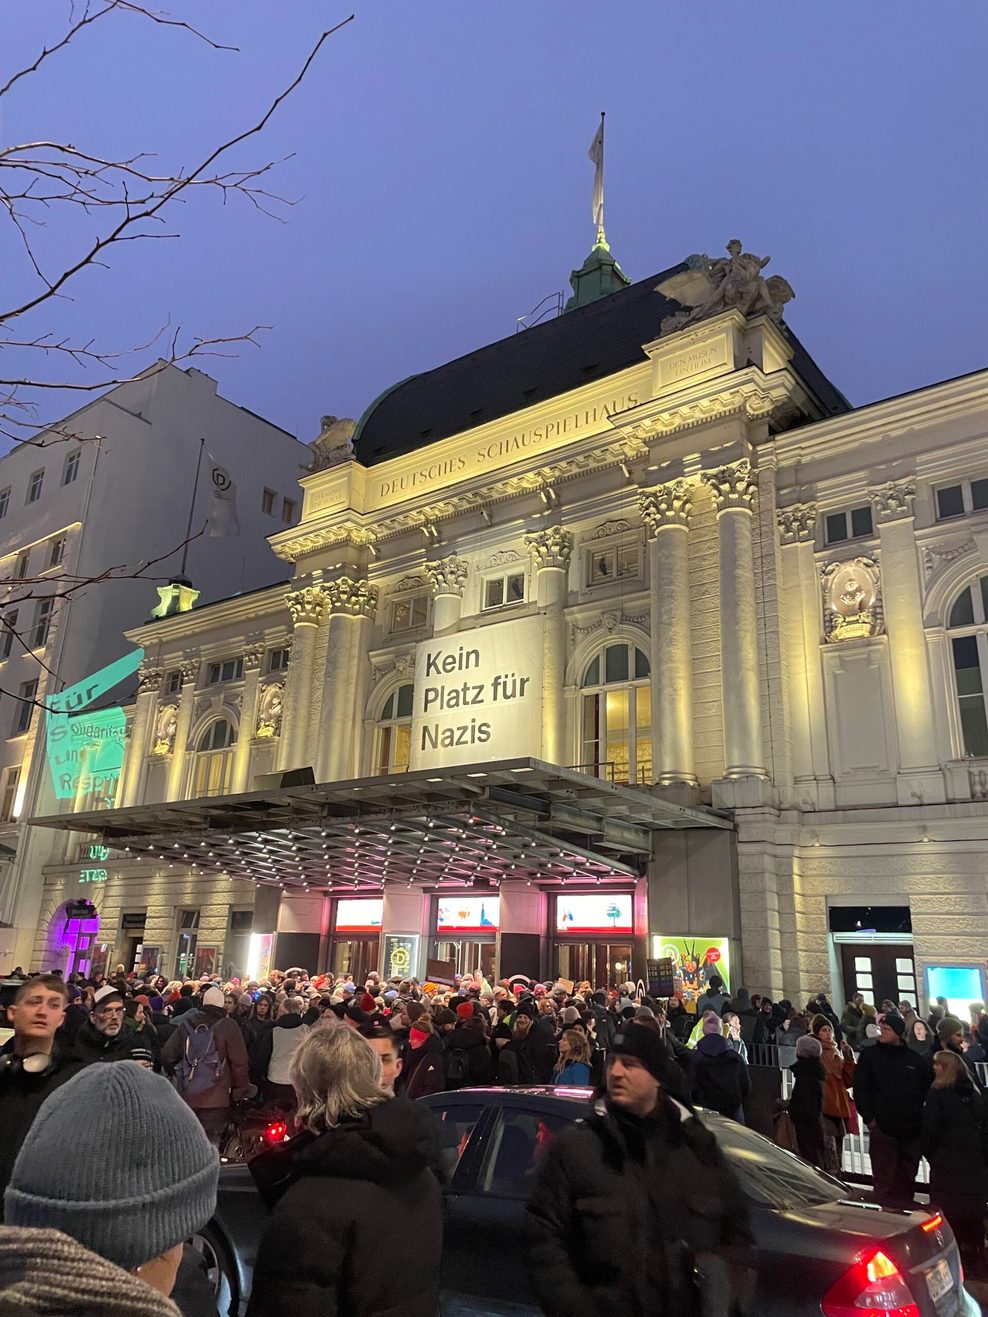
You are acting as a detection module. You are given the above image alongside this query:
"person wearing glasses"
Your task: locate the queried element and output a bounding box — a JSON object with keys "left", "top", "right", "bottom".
{"left": 0, "top": 973, "right": 87, "bottom": 1206}
{"left": 73, "top": 984, "right": 154, "bottom": 1066}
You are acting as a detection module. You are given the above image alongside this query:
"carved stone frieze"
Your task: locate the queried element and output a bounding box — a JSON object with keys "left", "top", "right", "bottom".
{"left": 137, "top": 664, "right": 164, "bottom": 693}
{"left": 370, "top": 651, "right": 415, "bottom": 687}
{"left": 570, "top": 611, "right": 648, "bottom": 645}
{"left": 701, "top": 459, "right": 757, "bottom": 513}
{"left": 255, "top": 681, "right": 285, "bottom": 738}
{"left": 870, "top": 479, "right": 916, "bottom": 522}
{"left": 243, "top": 644, "right": 264, "bottom": 672}
{"left": 286, "top": 584, "right": 330, "bottom": 628}
{"left": 388, "top": 575, "right": 427, "bottom": 595}
{"left": 524, "top": 527, "right": 573, "bottom": 569}
{"left": 639, "top": 479, "right": 693, "bottom": 533}
{"left": 777, "top": 502, "right": 817, "bottom": 545}
{"left": 424, "top": 556, "right": 469, "bottom": 597}
{"left": 151, "top": 703, "right": 178, "bottom": 756}
{"left": 821, "top": 556, "right": 884, "bottom": 642}
{"left": 178, "top": 655, "right": 199, "bottom": 686}
{"left": 589, "top": 518, "right": 634, "bottom": 541}
{"left": 923, "top": 537, "right": 976, "bottom": 579}
{"left": 325, "top": 576, "right": 379, "bottom": 618}
{"left": 485, "top": 549, "right": 522, "bottom": 569}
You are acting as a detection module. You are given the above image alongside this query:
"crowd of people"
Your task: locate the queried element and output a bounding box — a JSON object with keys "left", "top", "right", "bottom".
{"left": 0, "top": 959, "right": 986, "bottom": 1311}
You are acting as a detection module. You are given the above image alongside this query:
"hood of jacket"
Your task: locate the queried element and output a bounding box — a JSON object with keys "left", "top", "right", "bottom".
{"left": 274, "top": 1013, "right": 304, "bottom": 1030}
{"left": 695, "top": 1034, "right": 734, "bottom": 1061}
{"left": 0, "top": 1227, "right": 180, "bottom": 1316}
{"left": 730, "top": 987, "right": 753, "bottom": 1011}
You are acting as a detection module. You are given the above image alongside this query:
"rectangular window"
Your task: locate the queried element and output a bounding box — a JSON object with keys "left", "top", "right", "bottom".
{"left": 15, "top": 551, "right": 29, "bottom": 580}
{"left": 31, "top": 599, "right": 53, "bottom": 650}
{"left": 261, "top": 488, "right": 276, "bottom": 515}
{"left": 0, "top": 612, "right": 18, "bottom": 661}
{"left": 62, "top": 451, "right": 81, "bottom": 486}
{"left": 0, "top": 488, "right": 9, "bottom": 520}
{"left": 586, "top": 542, "right": 641, "bottom": 588}
{"left": 48, "top": 535, "right": 66, "bottom": 569}
{"left": 207, "top": 657, "right": 244, "bottom": 684}
{"left": 390, "top": 596, "right": 428, "bottom": 633}
{"left": 952, "top": 634, "right": 988, "bottom": 756}
{"left": 0, "top": 767, "right": 20, "bottom": 823}
{"left": 482, "top": 571, "right": 525, "bottom": 611}
{"left": 26, "top": 470, "right": 44, "bottom": 505}
{"left": 166, "top": 670, "right": 182, "bottom": 694}
{"left": 267, "top": 647, "right": 290, "bottom": 673}
{"left": 282, "top": 497, "right": 297, "bottom": 523}
{"left": 936, "top": 484, "right": 965, "bottom": 520}
{"left": 936, "top": 478, "right": 988, "bottom": 521}
{"left": 824, "top": 504, "right": 873, "bottom": 545}
{"left": 14, "top": 680, "right": 38, "bottom": 735}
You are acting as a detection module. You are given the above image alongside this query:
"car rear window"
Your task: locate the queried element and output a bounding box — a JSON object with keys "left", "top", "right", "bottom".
{"left": 707, "top": 1117, "right": 847, "bottom": 1211}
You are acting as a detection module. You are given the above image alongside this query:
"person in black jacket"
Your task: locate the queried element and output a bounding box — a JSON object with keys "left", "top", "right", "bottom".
{"left": 923, "top": 1049, "right": 988, "bottom": 1277}
{"left": 400, "top": 1016, "right": 445, "bottom": 1099}
{"left": 528, "top": 1024, "right": 754, "bottom": 1317}
{"left": 788, "top": 1035, "right": 827, "bottom": 1167}
{"left": 444, "top": 1013, "right": 495, "bottom": 1089}
{"left": 854, "top": 1015, "right": 932, "bottom": 1207}
{"left": 246, "top": 1026, "right": 442, "bottom": 1317}
{"left": 496, "top": 1013, "right": 540, "bottom": 1085}
{"left": 692, "top": 1011, "right": 751, "bottom": 1121}
{"left": 72, "top": 985, "right": 156, "bottom": 1065}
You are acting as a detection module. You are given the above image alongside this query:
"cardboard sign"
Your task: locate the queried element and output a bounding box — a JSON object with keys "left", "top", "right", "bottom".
{"left": 554, "top": 978, "right": 575, "bottom": 995}
{"left": 426, "top": 958, "right": 458, "bottom": 987}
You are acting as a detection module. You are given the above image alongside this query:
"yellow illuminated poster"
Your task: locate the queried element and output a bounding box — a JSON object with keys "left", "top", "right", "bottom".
{"left": 652, "top": 936, "right": 730, "bottom": 1005}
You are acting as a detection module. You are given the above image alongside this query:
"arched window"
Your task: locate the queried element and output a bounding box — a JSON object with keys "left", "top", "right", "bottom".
{"left": 376, "top": 683, "right": 413, "bottom": 775}
{"left": 190, "top": 718, "right": 237, "bottom": 797}
{"left": 581, "top": 642, "right": 651, "bottom": 785}
{"left": 948, "top": 575, "right": 988, "bottom": 756}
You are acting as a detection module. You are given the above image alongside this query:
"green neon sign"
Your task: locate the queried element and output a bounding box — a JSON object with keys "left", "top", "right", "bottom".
{"left": 45, "top": 648, "right": 144, "bottom": 805}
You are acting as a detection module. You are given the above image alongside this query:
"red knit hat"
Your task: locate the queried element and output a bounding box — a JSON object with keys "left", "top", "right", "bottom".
{"left": 456, "top": 1001, "right": 474, "bottom": 1020}
{"left": 359, "top": 993, "right": 375, "bottom": 1012}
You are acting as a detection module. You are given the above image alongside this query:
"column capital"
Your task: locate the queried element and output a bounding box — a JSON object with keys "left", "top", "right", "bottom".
{"left": 777, "top": 501, "right": 817, "bottom": 545}
{"left": 424, "top": 555, "right": 469, "bottom": 597}
{"left": 243, "top": 642, "right": 265, "bottom": 672}
{"left": 137, "top": 664, "right": 163, "bottom": 693}
{"left": 524, "top": 526, "right": 573, "bottom": 569}
{"left": 286, "top": 584, "right": 330, "bottom": 628}
{"left": 701, "top": 458, "right": 757, "bottom": 513}
{"left": 325, "top": 575, "right": 379, "bottom": 618}
{"left": 178, "top": 654, "right": 199, "bottom": 686}
{"left": 870, "top": 479, "right": 916, "bottom": 523}
{"left": 638, "top": 479, "right": 693, "bottom": 533}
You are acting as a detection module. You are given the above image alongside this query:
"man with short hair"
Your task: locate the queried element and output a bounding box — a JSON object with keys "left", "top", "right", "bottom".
{"left": 933, "top": 1015, "right": 982, "bottom": 1085}
{"left": 0, "top": 974, "right": 87, "bottom": 1204}
{"left": 72, "top": 984, "right": 153, "bottom": 1064}
{"left": 528, "top": 1024, "right": 753, "bottom": 1316}
{"left": 360, "top": 1023, "right": 404, "bottom": 1092}
{"left": 853, "top": 1014, "right": 932, "bottom": 1207}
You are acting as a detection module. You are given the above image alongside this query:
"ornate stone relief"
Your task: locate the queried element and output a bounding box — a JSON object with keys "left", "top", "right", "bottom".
{"left": 638, "top": 479, "right": 693, "bottom": 533}
{"left": 923, "top": 537, "right": 976, "bottom": 579}
{"left": 570, "top": 611, "right": 648, "bottom": 644}
{"left": 370, "top": 651, "right": 415, "bottom": 687}
{"left": 286, "top": 584, "right": 330, "bottom": 628}
{"left": 656, "top": 240, "right": 795, "bottom": 335}
{"left": 776, "top": 502, "right": 817, "bottom": 545}
{"left": 388, "top": 575, "right": 427, "bottom": 594}
{"left": 137, "top": 664, "right": 164, "bottom": 693}
{"left": 179, "top": 655, "right": 199, "bottom": 686}
{"left": 151, "top": 703, "right": 178, "bottom": 756}
{"left": 424, "top": 556, "right": 469, "bottom": 597}
{"left": 588, "top": 518, "right": 634, "bottom": 541}
{"left": 821, "top": 556, "right": 884, "bottom": 642}
{"left": 870, "top": 479, "right": 916, "bottom": 522}
{"left": 255, "top": 681, "right": 285, "bottom": 738}
{"left": 243, "top": 643, "right": 264, "bottom": 672}
{"left": 700, "top": 459, "right": 757, "bottom": 513}
{"left": 485, "top": 549, "right": 523, "bottom": 569}
{"left": 325, "top": 576, "right": 379, "bottom": 618}
{"left": 524, "top": 527, "right": 573, "bottom": 569}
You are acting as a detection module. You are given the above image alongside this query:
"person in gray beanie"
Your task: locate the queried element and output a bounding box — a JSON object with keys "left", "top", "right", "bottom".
{"left": 0, "top": 1061, "right": 219, "bottom": 1315}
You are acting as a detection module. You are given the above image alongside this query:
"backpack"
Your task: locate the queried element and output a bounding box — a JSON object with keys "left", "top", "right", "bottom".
{"left": 445, "top": 1047, "right": 471, "bottom": 1089}
{"left": 174, "top": 1013, "right": 228, "bottom": 1100}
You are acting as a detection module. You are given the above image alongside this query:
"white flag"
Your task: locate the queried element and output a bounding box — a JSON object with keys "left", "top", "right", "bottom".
{"left": 206, "top": 451, "right": 240, "bottom": 537}
{"left": 588, "top": 118, "right": 604, "bottom": 232}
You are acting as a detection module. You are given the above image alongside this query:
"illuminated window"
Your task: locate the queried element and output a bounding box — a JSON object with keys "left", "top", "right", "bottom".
{"left": 824, "top": 504, "right": 873, "bottom": 545}
{"left": 0, "top": 488, "right": 9, "bottom": 519}
{"left": 483, "top": 571, "right": 525, "bottom": 611}
{"left": 13, "top": 680, "right": 38, "bottom": 735}
{"left": 63, "top": 451, "right": 80, "bottom": 486}
{"left": 207, "top": 657, "right": 243, "bottom": 684}
{"left": 0, "top": 767, "right": 19, "bottom": 823}
{"left": 26, "top": 470, "right": 44, "bottom": 505}
{"left": 261, "top": 488, "right": 276, "bottom": 515}
{"left": 586, "top": 541, "right": 641, "bottom": 588}
{"left": 947, "top": 575, "right": 988, "bottom": 756}
{"left": 268, "top": 647, "right": 290, "bottom": 673}
{"left": 390, "top": 595, "right": 428, "bottom": 633}
{"left": 190, "top": 719, "right": 237, "bottom": 797}
{"left": 15, "top": 551, "right": 29, "bottom": 580}
{"left": 936, "top": 478, "right": 988, "bottom": 521}
{"left": 48, "top": 535, "right": 66, "bottom": 569}
{"left": 376, "top": 683, "right": 414, "bottom": 774}
{"left": 282, "top": 497, "right": 297, "bottom": 524}
{"left": 581, "top": 642, "right": 652, "bottom": 785}
{"left": 31, "top": 599, "right": 53, "bottom": 649}
{"left": 0, "top": 612, "right": 18, "bottom": 661}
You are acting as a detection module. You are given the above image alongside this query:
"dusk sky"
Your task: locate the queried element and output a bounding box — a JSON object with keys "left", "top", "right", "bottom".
{"left": 5, "top": 3, "right": 988, "bottom": 446}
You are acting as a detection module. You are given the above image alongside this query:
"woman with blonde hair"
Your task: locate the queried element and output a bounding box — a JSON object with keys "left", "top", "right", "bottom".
{"left": 246, "top": 1026, "right": 443, "bottom": 1316}
{"left": 552, "top": 1028, "right": 592, "bottom": 1086}
{"left": 923, "top": 1047, "right": 988, "bottom": 1277}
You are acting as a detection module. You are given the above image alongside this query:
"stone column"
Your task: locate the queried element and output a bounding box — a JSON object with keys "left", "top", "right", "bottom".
{"left": 318, "top": 577, "right": 379, "bottom": 783}
{"left": 701, "top": 459, "right": 766, "bottom": 778}
{"left": 424, "top": 556, "right": 468, "bottom": 635}
{"left": 120, "top": 664, "right": 162, "bottom": 806}
{"left": 870, "top": 480, "right": 944, "bottom": 802}
{"left": 639, "top": 480, "right": 696, "bottom": 785}
{"left": 231, "top": 643, "right": 264, "bottom": 793}
{"left": 279, "top": 586, "right": 329, "bottom": 773}
{"left": 524, "top": 527, "right": 573, "bottom": 765}
{"left": 165, "top": 655, "right": 200, "bottom": 800}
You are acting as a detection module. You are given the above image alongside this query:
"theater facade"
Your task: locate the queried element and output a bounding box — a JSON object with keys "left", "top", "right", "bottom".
{"left": 31, "top": 240, "right": 988, "bottom": 1014}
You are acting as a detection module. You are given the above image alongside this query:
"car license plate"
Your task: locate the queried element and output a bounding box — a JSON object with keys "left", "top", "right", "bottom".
{"left": 926, "top": 1257, "right": 954, "bottom": 1305}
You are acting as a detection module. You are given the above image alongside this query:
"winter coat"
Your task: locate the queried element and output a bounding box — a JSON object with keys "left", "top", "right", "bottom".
{"left": 818, "top": 1045, "right": 855, "bottom": 1120}
{"left": 922, "top": 1080, "right": 988, "bottom": 1222}
{"left": 528, "top": 1096, "right": 754, "bottom": 1317}
{"left": 787, "top": 1056, "right": 825, "bottom": 1124}
{"left": 806, "top": 998, "right": 842, "bottom": 1043}
{"left": 528, "top": 1014, "right": 559, "bottom": 1082}
{"left": 246, "top": 1099, "right": 443, "bottom": 1317}
{"left": 72, "top": 1018, "right": 155, "bottom": 1066}
{"left": 839, "top": 1003, "right": 865, "bottom": 1050}
{"left": 0, "top": 1226, "right": 181, "bottom": 1316}
{"left": 552, "top": 1059, "right": 592, "bottom": 1086}
{"left": 247, "top": 1014, "right": 306, "bottom": 1089}
{"left": 496, "top": 1033, "right": 540, "bottom": 1086}
{"left": 443, "top": 1026, "right": 495, "bottom": 1088}
{"left": 150, "top": 1009, "right": 176, "bottom": 1052}
{"left": 666, "top": 1004, "right": 693, "bottom": 1043}
{"left": 726, "top": 990, "right": 758, "bottom": 1048}
{"left": 695, "top": 989, "right": 730, "bottom": 1019}
{"left": 161, "top": 1005, "right": 252, "bottom": 1109}
{"left": 853, "top": 1041, "right": 932, "bottom": 1140}
{"left": 751, "top": 1013, "right": 776, "bottom": 1049}
{"left": 402, "top": 1035, "right": 445, "bottom": 1100}
{"left": 0, "top": 1043, "right": 87, "bottom": 1206}
{"left": 691, "top": 1033, "right": 751, "bottom": 1119}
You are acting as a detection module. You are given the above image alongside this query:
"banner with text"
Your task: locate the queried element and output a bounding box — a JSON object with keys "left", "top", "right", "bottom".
{"left": 410, "top": 614, "right": 544, "bottom": 769}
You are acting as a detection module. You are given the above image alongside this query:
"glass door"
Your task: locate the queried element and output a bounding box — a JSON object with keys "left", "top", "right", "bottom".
{"left": 556, "top": 943, "right": 633, "bottom": 989}
{"left": 434, "top": 939, "right": 497, "bottom": 980}
{"left": 331, "top": 937, "right": 380, "bottom": 983}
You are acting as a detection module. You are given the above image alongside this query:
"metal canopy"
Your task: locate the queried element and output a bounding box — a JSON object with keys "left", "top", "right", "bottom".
{"left": 33, "top": 758, "right": 731, "bottom": 894}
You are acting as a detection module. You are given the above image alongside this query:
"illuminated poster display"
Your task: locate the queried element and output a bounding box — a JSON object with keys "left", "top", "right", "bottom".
{"left": 651, "top": 936, "right": 731, "bottom": 1002}
{"left": 436, "top": 896, "right": 500, "bottom": 934}
{"left": 556, "top": 893, "right": 633, "bottom": 936}
{"left": 45, "top": 648, "right": 144, "bottom": 805}
{"left": 334, "top": 898, "right": 384, "bottom": 934}
{"left": 383, "top": 933, "right": 421, "bottom": 980}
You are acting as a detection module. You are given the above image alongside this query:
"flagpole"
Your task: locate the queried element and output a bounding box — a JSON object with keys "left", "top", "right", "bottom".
{"left": 179, "top": 438, "right": 205, "bottom": 578}
{"left": 597, "top": 110, "right": 605, "bottom": 246}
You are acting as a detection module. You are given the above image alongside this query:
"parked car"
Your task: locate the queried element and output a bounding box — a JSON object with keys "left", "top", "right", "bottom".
{"left": 197, "top": 1086, "right": 980, "bottom": 1317}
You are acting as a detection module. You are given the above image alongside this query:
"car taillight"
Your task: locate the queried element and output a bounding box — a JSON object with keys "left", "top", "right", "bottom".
{"left": 821, "top": 1247, "right": 920, "bottom": 1316}
{"left": 921, "top": 1213, "right": 943, "bottom": 1233}
{"left": 264, "top": 1120, "right": 289, "bottom": 1143}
